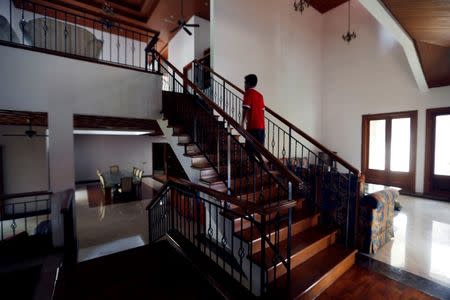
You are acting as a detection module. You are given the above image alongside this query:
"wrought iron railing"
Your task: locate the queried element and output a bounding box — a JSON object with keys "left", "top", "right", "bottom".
{"left": 184, "top": 61, "right": 363, "bottom": 247}
{"left": 147, "top": 178, "right": 297, "bottom": 297}
{"left": 0, "top": 0, "right": 159, "bottom": 71}
{"left": 0, "top": 190, "right": 52, "bottom": 241}
{"left": 155, "top": 52, "right": 302, "bottom": 206}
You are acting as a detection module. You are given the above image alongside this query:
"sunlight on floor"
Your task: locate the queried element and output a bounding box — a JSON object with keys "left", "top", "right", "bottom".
{"left": 371, "top": 195, "right": 450, "bottom": 287}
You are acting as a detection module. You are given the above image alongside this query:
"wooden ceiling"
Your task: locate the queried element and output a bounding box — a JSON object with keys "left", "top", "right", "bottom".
{"left": 0, "top": 110, "right": 163, "bottom": 135}
{"left": 309, "top": 0, "right": 348, "bottom": 14}
{"left": 381, "top": 0, "right": 450, "bottom": 88}
{"left": 30, "top": 0, "right": 210, "bottom": 54}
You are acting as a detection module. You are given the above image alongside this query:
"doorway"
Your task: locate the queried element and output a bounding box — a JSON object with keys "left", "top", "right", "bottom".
{"left": 424, "top": 107, "right": 450, "bottom": 199}
{"left": 361, "top": 111, "right": 418, "bottom": 192}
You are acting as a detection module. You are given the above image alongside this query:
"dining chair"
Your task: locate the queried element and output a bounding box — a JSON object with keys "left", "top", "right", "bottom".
{"left": 98, "top": 174, "right": 106, "bottom": 193}
{"left": 96, "top": 169, "right": 101, "bottom": 177}
{"left": 110, "top": 165, "right": 120, "bottom": 174}
{"left": 132, "top": 167, "right": 138, "bottom": 177}
{"left": 117, "top": 177, "right": 133, "bottom": 200}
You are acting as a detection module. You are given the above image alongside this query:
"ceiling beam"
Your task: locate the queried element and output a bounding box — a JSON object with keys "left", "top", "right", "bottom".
{"left": 359, "top": 0, "right": 429, "bottom": 92}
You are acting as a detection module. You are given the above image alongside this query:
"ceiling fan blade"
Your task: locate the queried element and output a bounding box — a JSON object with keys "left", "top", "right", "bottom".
{"left": 183, "top": 26, "right": 192, "bottom": 36}
{"left": 170, "top": 25, "right": 181, "bottom": 33}
{"left": 184, "top": 24, "right": 200, "bottom": 28}
{"left": 2, "top": 134, "right": 27, "bottom": 137}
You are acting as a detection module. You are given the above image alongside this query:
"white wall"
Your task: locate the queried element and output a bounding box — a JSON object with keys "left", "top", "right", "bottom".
{"left": 74, "top": 134, "right": 160, "bottom": 182}
{"left": 0, "top": 125, "right": 49, "bottom": 194}
{"left": 0, "top": 45, "right": 162, "bottom": 195}
{"left": 211, "top": 0, "right": 324, "bottom": 139}
{"left": 321, "top": 1, "right": 450, "bottom": 192}
{"left": 168, "top": 16, "right": 210, "bottom": 71}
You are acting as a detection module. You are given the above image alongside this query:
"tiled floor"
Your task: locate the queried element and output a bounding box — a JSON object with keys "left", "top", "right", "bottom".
{"left": 75, "top": 178, "right": 163, "bottom": 262}
{"left": 371, "top": 195, "right": 450, "bottom": 287}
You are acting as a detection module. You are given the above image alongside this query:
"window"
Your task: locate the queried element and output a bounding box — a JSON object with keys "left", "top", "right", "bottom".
{"left": 362, "top": 111, "right": 417, "bottom": 192}
{"left": 424, "top": 107, "right": 450, "bottom": 197}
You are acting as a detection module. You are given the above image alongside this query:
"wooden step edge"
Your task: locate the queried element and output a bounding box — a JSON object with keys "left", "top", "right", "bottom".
{"left": 254, "top": 231, "right": 339, "bottom": 283}
{"left": 191, "top": 163, "right": 213, "bottom": 170}
{"left": 235, "top": 211, "right": 320, "bottom": 245}
{"left": 297, "top": 249, "right": 357, "bottom": 300}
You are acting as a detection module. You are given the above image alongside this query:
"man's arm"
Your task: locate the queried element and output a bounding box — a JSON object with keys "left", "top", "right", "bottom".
{"left": 241, "top": 108, "right": 249, "bottom": 128}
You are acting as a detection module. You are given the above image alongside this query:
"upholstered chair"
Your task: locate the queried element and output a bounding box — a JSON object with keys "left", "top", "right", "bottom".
{"left": 110, "top": 165, "right": 119, "bottom": 174}
{"left": 359, "top": 188, "right": 398, "bottom": 254}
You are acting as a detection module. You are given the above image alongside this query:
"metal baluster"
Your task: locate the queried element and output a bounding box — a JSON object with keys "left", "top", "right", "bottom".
{"left": 33, "top": 3, "right": 36, "bottom": 47}
{"left": 54, "top": 9, "right": 57, "bottom": 51}
{"left": 64, "top": 13, "right": 67, "bottom": 53}
{"left": 9, "top": 0, "right": 12, "bottom": 42}
{"left": 125, "top": 29, "right": 127, "bottom": 65}
{"left": 92, "top": 20, "right": 95, "bottom": 58}
{"left": 21, "top": 0, "right": 24, "bottom": 45}
{"left": 74, "top": 15, "right": 77, "bottom": 55}
{"left": 116, "top": 26, "right": 120, "bottom": 63}
{"left": 44, "top": 7, "right": 47, "bottom": 48}
{"left": 346, "top": 171, "right": 351, "bottom": 247}
{"left": 24, "top": 202, "right": 27, "bottom": 233}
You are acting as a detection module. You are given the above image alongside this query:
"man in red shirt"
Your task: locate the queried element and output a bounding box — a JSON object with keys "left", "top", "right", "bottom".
{"left": 241, "top": 74, "right": 265, "bottom": 163}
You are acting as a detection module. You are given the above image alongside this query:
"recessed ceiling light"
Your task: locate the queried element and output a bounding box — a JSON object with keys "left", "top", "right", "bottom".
{"left": 74, "top": 129, "right": 155, "bottom": 136}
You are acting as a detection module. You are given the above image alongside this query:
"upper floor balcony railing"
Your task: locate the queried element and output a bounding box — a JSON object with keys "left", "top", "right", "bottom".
{"left": 0, "top": 0, "right": 160, "bottom": 72}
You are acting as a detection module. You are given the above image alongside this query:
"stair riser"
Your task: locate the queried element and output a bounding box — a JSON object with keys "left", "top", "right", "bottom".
{"left": 266, "top": 232, "right": 337, "bottom": 282}
{"left": 185, "top": 144, "right": 200, "bottom": 154}
{"left": 178, "top": 136, "right": 191, "bottom": 144}
{"left": 191, "top": 156, "right": 208, "bottom": 165}
{"left": 251, "top": 214, "right": 320, "bottom": 253}
{"left": 237, "top": 188, "right": 280, "bottom": 205}
{"left": 297, "top": 251, "right": 356, "bottom": 300}
{"left": 200, "top": 168, "right": 217, "bottom": 178}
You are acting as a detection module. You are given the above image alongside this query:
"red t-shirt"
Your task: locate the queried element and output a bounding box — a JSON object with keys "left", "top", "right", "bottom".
{"left": 243, "top": 88, "right": 265, "bottom": 130}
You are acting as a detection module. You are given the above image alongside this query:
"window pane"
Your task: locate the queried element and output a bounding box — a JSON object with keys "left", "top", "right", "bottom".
{"left": 369, "top": 120, "right": 386, "bottom": 170}
{"left": 390, "top": 118, "right": 411, "bottom": 172}
{"left": 435, "top": 115, "right": 450, "bottom": 176}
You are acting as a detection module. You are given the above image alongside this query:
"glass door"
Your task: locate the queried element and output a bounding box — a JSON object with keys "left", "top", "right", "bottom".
{"left": 362, "top": 111, "right": 418, "bottom": 191}
{"left": 425, "top": 108, "right": 450, "bottom": 198}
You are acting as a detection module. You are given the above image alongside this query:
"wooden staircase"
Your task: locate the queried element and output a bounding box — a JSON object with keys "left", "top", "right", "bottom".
{"left": 161, "top": 91, "right": 357, "bottom": 299}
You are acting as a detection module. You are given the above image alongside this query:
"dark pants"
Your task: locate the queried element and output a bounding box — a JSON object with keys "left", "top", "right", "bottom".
{"left": 246, "top": 129, "right": 265, "bottom": 163}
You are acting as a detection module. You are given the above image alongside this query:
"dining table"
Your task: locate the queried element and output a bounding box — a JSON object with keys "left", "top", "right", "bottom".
{"left": 101, "top": 170, "right": 141, "bottom": 203}
{"left": 102, "top": 170, "right": 140, "bottom": 186}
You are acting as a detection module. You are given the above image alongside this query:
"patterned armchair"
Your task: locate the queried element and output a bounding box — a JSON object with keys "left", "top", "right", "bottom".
{"left": 359, "top": 188, "right": 398, "bottom": 254}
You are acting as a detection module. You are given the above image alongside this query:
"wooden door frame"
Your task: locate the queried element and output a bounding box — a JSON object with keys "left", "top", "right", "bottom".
{"left": 361, "top": 110, "right": 418, "bottom": 192}
{"left": 424, "top": 107, "right": 450, "bottom": 198}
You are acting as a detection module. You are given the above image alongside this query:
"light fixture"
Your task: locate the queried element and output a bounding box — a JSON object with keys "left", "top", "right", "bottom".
{"left": 294, "top": 0, "right": 310, "bottom": 14}
{"left": 101, "top": 2, "right": 115, "bottom": 29}
{"left": 342, "top": 0, "right": 356, "bottom": 43}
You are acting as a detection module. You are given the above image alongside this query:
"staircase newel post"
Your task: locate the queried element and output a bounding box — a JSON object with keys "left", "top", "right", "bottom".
{"left": 145, "top": 51, "right": 148, "bottom": 71}
{"left": 222, "top": 81, "right": 226, "bottom": 111}
{"left": 172, "top": 69, "right": 176, "bottom": 93}
{"left": 260, "top": 213, "right": 266, "bottom": 296}
{"left": 195, "top": 191, "right": 201, "bottom": 248}
{"left": 227, "top": 123, "right": 231, "bottom": 195}
{"left": 288, "top": 128, "right": 292, "bottom": 170}
{"left": 287, "top": 181, "right": 293, "bottom": 293}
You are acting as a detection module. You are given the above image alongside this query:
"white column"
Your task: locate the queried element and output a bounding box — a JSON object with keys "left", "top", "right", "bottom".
{"left": 48, "top": 100, "right": 75, "bottom": 247}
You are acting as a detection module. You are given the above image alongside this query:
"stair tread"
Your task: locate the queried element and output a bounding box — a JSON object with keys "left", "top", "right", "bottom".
{"left": 200, "top": 177, "right": 224, "bottom": 184}
{"left": 223, "top": 198, "right": 304, "bottom": 221}
{"left": 274, "top": 245, "right": 357, "bottom": 299}
{"left": 249, "top": 225, "right": 337, "bottom": 268}
{"left": 191, "top": 162, "right": 213, "bottom": 169}
{"left": 235, "top": 209, "right": 319, "bottom": 243}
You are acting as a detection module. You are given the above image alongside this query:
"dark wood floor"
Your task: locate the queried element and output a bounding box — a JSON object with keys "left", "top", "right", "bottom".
{"left": 319, "top": 265, "right": 437, "bottom": 300}
{"left": 55, "top": 240, "right": 224, "bottom": 300}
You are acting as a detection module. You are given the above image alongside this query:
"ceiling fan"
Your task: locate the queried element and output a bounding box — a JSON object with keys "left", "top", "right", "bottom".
{"left": 165, "top": 0, "right": 200, "bottom": 36}
{"left": 2, "top": 119, "right": 48, "bottom": 139}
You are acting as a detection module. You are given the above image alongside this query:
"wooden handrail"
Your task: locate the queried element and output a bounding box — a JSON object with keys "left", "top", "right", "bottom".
{"left": 157, "top": 53, "right": 302, "bottom": 187}
{"left": 147, "top": 177, "right": 297, "bottom": 216}
{"left": 0, "top": 190, "right": 52, "bottom": 201}
{"left": 193, "top": 61, "right": 360, "bottom": 175}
